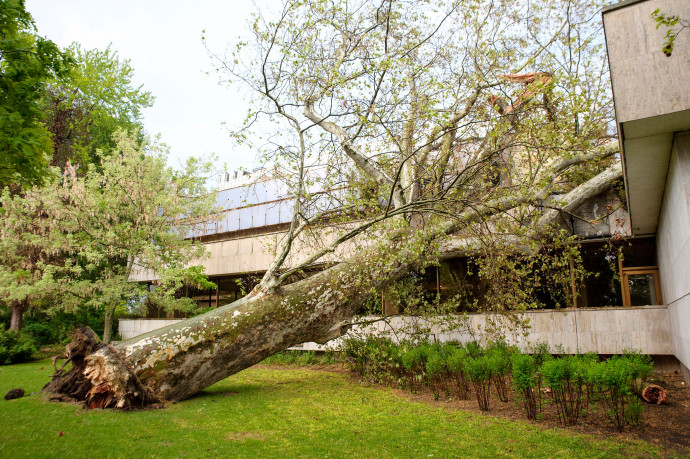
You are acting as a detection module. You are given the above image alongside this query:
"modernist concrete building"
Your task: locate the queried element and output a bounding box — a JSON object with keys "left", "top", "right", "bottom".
{"left": 122, "top": 0, "right": 690, "bottom": 379}
{"left": 603, "top": 0, "right": 690, "bottom": 380}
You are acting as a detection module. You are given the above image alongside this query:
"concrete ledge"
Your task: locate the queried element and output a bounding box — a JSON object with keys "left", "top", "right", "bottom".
{"left": 122, "top": 306, "right": 672, "bottom": 355}
{"left": 299, "top": 306, "right": 673, "bottom": 354}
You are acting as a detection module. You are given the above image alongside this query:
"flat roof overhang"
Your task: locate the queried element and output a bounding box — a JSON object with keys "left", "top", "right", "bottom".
{"left": 618, "top": 110, "right": 690, "bottom": 235}
{"left": 603, "top": 0, "right": 690, "bottom": 235}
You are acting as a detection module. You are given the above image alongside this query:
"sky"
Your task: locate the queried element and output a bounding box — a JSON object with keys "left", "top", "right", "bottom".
{"left": 25, "top": 0, "right": 267, "bottom": 174}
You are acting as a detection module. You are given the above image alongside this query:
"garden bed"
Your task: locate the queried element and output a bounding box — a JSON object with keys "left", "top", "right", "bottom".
{"left": 342, "top": 366, "right": 690, "bottom": 453}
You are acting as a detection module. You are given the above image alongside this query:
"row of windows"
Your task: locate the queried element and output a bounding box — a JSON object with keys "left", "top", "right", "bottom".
{"left": 146, "top": 237, "right": 662, "bottom": 319}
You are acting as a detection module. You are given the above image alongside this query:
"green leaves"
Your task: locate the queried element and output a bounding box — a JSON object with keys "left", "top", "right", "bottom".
{"left": 0, "top": 131, "right": 216, "bottom": 338}
{"left": 652, "top": 8, "right": 688, "bottom": 57}
{"left": 42, "top": 43, "right": 154, "bottom": 170}
{"left": 0, "top": 0, "right": 73, "bottom": 188}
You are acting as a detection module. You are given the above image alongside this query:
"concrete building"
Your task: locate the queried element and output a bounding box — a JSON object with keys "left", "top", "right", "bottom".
{"left": 603, "top": 0, "right": 690, "bottom": 380}
{"left": 122, "top": 0, "right": 690, "bottom": 379}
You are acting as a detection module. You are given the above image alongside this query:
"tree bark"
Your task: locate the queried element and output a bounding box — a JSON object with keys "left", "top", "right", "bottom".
{"left": 44, "top": 243, "right": 414, "bottom": 407}
{"left": 102, "top": 304, "right": 117, "bottom": 344}
{"left": 9, "top": 299, "right": 26, "bottom": 331}
{"left": 42, "top": 164, "right": 624, "bottom": 408}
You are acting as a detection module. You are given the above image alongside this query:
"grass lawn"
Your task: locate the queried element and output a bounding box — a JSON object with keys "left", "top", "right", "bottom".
{"left": 0, "top": 360, "right": 664, "bottom": 458}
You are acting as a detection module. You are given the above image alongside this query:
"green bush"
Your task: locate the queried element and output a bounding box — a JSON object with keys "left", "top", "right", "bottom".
{"left": 464, "top": 341, "right": 484, "bottom": 358}
{"left": 486, "top": 341, "right": 514, "bottom": 402}
{"left": 540, "top": 356, "right": 586, "bottom": 426}
{"left": 425, "top": 345, "right": 448, "bottom": 400}
{"left": 22, "top": 322, "right": 57, "bottom": 346}
{"left": 511, "top": 353, "right": 542, "bottom": 420}
{"left": 574, "top": 353, "right": 600, "bottom": 410}
{"left": 19, "top": 307, "right": 110, "bottom": 345}
{"left": 464, "top": 354, "right": 493, "bottom": 411}
{"left": 0, "top": 325, "right": 37, "bottom": 365}
{"left": 623, "top": 350, "right": 653, "bottom": 393}
{"left": 340, "top": 338, "right": 653, "bottom": 429}
{"left": 342, "top": 336, "right": 405, "bottom": 385}
{"left": 446, "top": 346, "right": 470, "bottom": 399}
{"left": 529, "top": 341, "right": 554, "bottom": 366}
{"left": 593, "top": 354, "right": 652, "bottom": 431}
{"left": 401, "top": 344, "right": 430, "bottom": 392}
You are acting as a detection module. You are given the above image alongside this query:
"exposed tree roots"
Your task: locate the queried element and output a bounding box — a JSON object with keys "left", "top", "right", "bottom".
{"left": 42, "top": 328, "right": 159, "bottom": 409}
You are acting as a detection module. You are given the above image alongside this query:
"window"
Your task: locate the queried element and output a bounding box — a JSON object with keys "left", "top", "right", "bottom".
{"left": 621, "top": 267, "right": 663, "bottom": 306}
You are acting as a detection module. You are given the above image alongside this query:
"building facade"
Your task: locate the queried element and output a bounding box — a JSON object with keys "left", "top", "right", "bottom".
{"left": 603, "top": 0, "right": 690, "bottom": 379}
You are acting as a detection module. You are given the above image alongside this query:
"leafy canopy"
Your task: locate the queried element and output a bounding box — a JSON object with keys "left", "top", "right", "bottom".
{"left": 43, "top": 43, "right": 155, "bottom": 170}
{"left": 0, "top": 0, "right": 72, "bottom": 188}
{"left": 0, "top": 132, "right": 217, "bottom": 327}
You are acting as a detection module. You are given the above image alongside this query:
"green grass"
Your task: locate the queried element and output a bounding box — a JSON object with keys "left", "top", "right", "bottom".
{"left": 260, "top": 350, "right": 339, "bottom": 366}
{"left": 0, "top": 360, "right": 663, "bottom": 458}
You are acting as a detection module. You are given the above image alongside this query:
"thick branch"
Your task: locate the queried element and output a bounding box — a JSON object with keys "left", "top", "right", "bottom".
{"left": 303, "top": 101, "right": 405, "bottom": 208}
{"left": 538, "top": 161, "right": 623, "bottom": 228}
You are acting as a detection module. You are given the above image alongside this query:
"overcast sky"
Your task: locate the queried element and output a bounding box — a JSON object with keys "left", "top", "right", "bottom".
{"left": 25, "top": 0, "right": 265, "bottom": 174}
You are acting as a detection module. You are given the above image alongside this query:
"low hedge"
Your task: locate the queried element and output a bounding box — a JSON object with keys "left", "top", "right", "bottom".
{"left": 342, "top": 336, "right": 654, "bottom": 431}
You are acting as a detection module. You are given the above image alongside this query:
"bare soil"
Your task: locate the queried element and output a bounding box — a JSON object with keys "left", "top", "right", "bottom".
{"left": 391, "top": 372, "right": 690, "bottom": 455}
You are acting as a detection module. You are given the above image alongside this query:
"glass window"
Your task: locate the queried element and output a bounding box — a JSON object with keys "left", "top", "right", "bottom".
{"left": 621, "top": 268, "right": 662, "bottom": 306}
{"left": 628, "top": 273, "right": 657, "bottom": 306}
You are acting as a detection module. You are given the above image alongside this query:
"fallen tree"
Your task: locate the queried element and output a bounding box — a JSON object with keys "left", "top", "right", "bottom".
{"left": 44, "top": 0, "right": 622, "bottom": 407}
{"left": 44, "top": 159, "right": 622, "bottom": 407}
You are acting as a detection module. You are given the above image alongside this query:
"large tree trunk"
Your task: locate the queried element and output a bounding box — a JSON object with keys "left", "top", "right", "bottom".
{"left": 44, "top": 243, "right": 413, "bottom": 407}
{"left": 42, "top": 163, "right": 623, "bottom": 409}
{"left": 9, "top": 299, "right": 26, "bottom": 331}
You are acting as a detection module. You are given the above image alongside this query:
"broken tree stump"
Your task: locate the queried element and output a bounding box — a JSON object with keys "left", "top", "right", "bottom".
{"left": 641, "top": 384, "right": 667, "bottom": 404}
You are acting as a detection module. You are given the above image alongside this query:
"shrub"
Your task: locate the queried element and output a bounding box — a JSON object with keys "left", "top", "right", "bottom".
{"left": 20, "top": 308, "right": 110, "bottom": 345}
{"left": 511, "top": 353, "right": 542, "bottom": 420}
{"left": 595, "top": 355, "right": 652, "bottom": 431}
{"left": 464, "top": 354, "right": 493, "bottom": 411}
{"left": 22, "top": 322, "right": 57, "bottom": 346}
{"left": 486, "top": 341, "right": 513, "bottom": 402}
{"left": 623, "top": 350, "right": 653, "bottom": 394}
{"left": 401, "top": 344, "right": 430, "bottom": 392}
{"left": 342, "top": 336, "right": 405, "bottom": 384}
{"left": 261, "top": 350, "right": 325, "bottom": 366}
{"left": 530, "top": 341, "right": 554, "bottom": 366}
{"left": 0, "top": 325, "right": 37, "bottom": 365}
{"left": 464, "top": 341, "right": 484, "bottom": 358}
{"left": 425, "top": 346, "right": 447, "bottom": 400}
{"left": 575, "top": 353, "right": 600, "bottom": 410}
{"left": 446, "top": 346, "right": 470, "bottom": 399}
{"left": 540, "top": 356, "right": 586, "bottom": 426}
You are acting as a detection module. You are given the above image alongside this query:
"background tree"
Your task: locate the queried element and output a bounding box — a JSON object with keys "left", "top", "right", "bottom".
{"left": 0, "top": 0, "right": 72, "bottom": 189}
{"left": 45, "top": 0, "right": 624, "bottom": 407}
{"left": 43, "top": 44, "right": 154, "bottom": 170}
{"left": 0, "top": 132, "right": 217, "bottom": 342}
{"left": 0, "top": 182, "right": 64, "bottom": 330}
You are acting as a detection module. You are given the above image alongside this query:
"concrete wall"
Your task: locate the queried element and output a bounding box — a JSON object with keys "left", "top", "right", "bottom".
{"left": 120, "top": 306, "right": 673, "bottom": 355}
{"left": 130, "top": 232, "right": 281, "bottom": 281}
{"left": 603, "top": 0, "right": 690, "bottom": 235}
{"left": 130, "top": 225, "right": 366, "bottom": 282}
{"left": 119, "top": 319, "right": 184, "bottom": 341}
{"left": 657, "top": 131, "right": 690, "bottom": 375}
{"left": 604, "top": 0, "right": 690, "bottom": 125}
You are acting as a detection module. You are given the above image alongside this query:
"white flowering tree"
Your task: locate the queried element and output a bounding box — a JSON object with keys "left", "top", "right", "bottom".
{"left": 0, "top": 132, "right": 216, "bottom": 342}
